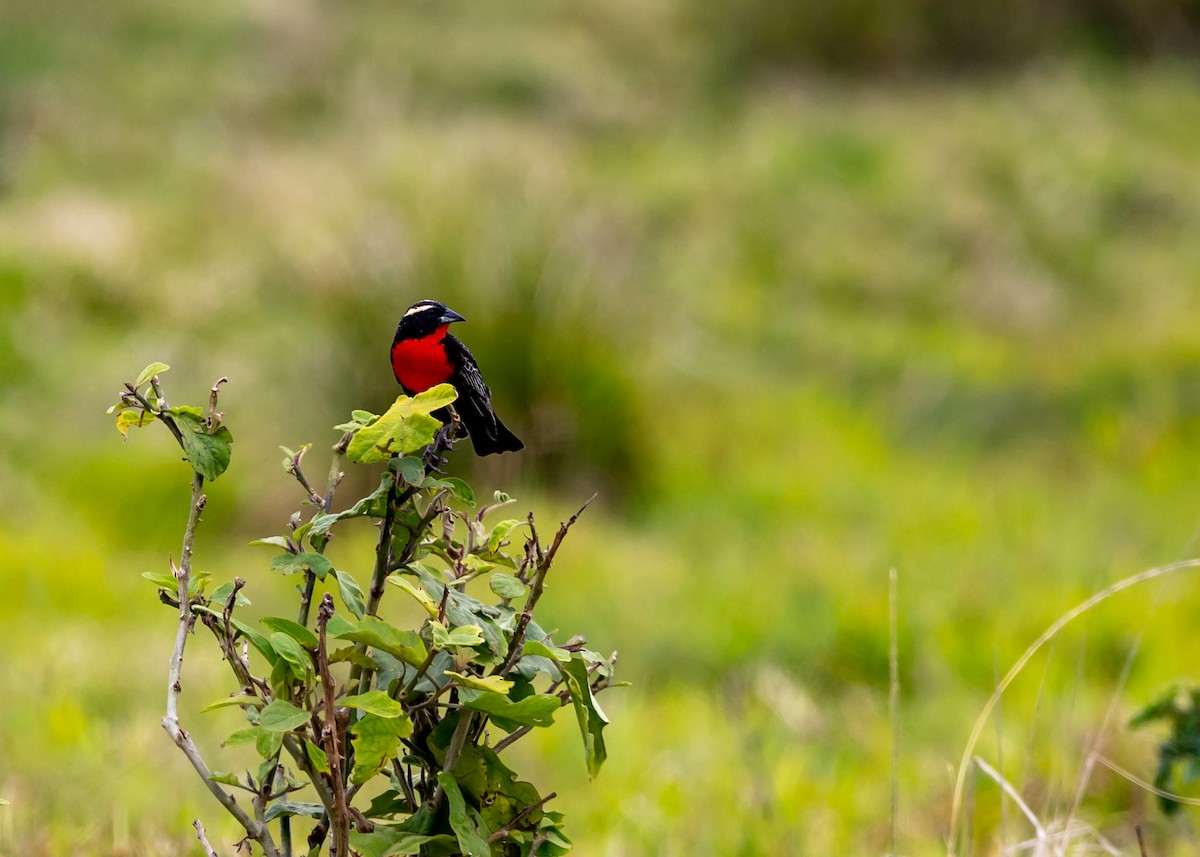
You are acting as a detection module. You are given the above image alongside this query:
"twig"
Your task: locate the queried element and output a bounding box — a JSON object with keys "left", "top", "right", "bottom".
{"left": 400, "top": 648, "right": 439, "bottom": 701}
{"left": 1136, "top": 825, "right": 1150, "bottom": 857}
{"left": 529, "top": 831, "right": 549, "bottom": 857}
{"left": 498, "top": 496, "right": 595, "bottom": 677}
{"left": 366, "top": 472, "right": 401, "bottom": 617}
{"left": 488, "top": 792, "right": 556, "bottom": 843}
{"left": 325, "top": 432, "right": 352, "bottom": 509}
{"left": 428, "top": 711, "right": 474, "bottom": 814}
{"left": 281, "top": 736, "right": 335, "bottom": 816}
{"left": 286, "top": 446, "right": 325, "bottom": 509}
{"left": 193, "top": 819, "right": 219, "bottom": 857}
{"left": 161, "top": 472, "right": 280, "bottom": 857}
{"left": 492, "top": 725, "right": 534, "bottom": 755}
{"left": 317, "top": 594, "right": 351, "bottom": 857}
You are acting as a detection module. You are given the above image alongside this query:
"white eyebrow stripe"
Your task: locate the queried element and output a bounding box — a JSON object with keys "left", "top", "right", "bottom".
{"left": 403, "top": 304, "right": 436, "bottom": 318}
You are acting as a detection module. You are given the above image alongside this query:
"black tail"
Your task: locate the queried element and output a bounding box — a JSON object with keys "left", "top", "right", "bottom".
{"left": 459, "top": 403, "right": 524, "bottom": 455}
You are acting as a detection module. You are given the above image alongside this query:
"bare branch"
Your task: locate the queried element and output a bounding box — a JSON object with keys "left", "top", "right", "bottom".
{"left": 193, "top": 819, "right": 219, "bottom": 857}
{"left": 488, "top": 792, "right": 557, "bottom": 843}
{"left": 317, "top": 594, "right": 351, "bottom": 857}
{"left": 498, "top": 496, "right": 595, "bottom": 677}
{"left": 162, "top": 471, "right": 280, "bottom": 857}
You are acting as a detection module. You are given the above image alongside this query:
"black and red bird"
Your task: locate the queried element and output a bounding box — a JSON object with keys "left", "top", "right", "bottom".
{"left": 390, "top": 299, "right": 524, "bottom": 456}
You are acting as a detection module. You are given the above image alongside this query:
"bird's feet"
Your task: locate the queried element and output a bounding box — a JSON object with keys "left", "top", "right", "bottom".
{"left": 422, "top": 424, "right": 455, "bottom": 473}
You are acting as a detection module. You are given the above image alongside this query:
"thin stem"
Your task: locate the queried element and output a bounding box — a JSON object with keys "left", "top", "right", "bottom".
{"left": 282, "top": 735, "right": 336, "bottom": 816}
{"left": 400, "top": 648, "right": 439, "bottom": 700}
{"left": 428, "top": 712, "right": 474, "bottom": 814}
{"left": 497, "top": 496, "right": 595, "bottom": 677}
{"left": 193, "top": 819, "right": 219, "bottom": 857}
{"left": 161, "top": 472, "right": 280, "bottom": 857}
{"left": 488, "top": 792, "right": 556, "bottom": 843}
{"left": 366, "top": 472, "right": 401, "bottom": 617}
{"left": 317, "top": 594, "right": 351, "bottom": 857}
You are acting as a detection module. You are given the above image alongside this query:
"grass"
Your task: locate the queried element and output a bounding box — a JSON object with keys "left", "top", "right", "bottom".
{"left": 5, "top": 0, "right": 1200, "bottom": 852}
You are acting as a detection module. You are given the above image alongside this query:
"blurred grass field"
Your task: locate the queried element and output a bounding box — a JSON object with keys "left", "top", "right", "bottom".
{"left": 6, "top": 1, "right": 1200, "bottom": 854}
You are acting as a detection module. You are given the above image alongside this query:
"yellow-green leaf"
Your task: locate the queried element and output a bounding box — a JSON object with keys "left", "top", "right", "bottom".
{"left": 346, "top": 385, "right": 458, "bottom": 464}
{"left": 135, "top": 361, "right": 170, "bottom": 387}
{"left": 446, "top": 671, "right": 513, "bottom": 694}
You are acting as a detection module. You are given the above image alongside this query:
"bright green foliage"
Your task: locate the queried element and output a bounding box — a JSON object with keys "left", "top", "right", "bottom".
{"left": 562, "top": 656, "right": 609, "bottom": 778}
{"left": 168, "top": 407, "right": 233, "bottom": 481}
{"left": 258, "top": 700, "right": 311, "bottom": 733}
{"left": 112, "top": 367, "right": 613, "bottom": 856}
{"left": 347, "top": 385, "right": 458, "bottom": 464}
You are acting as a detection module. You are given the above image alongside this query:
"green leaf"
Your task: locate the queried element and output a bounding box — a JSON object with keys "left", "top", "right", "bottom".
{"left": 305, "top": 739, "right": 331, "bottom": 775}
{"left": 227, "top": 616, "right": 278, "bottom": 665}
{"left": 271, "top": 551, "right": 333, "bottom": 580}
{"left": 486, "top": 520, "right": 522, "bottom": 553}
{"left": 350, "top": 713, "right": 413, "bottom": 785}
{"left": 438, "top": 772, "right": 492, "bottom": 856}
{"left": 461, "top": 692, "right": 559, "bottom": 729}
{"left": 167, "top": 407, "right": 234, "bottom": 481}
{"left": 264, "top": 801, "right": 325, "bottom": 822}
{"left": 394, "top": 455, "right": 426, "bottom": 487}
{"left": 474, "top": 747, "right": 545, "bottom": 835}
{"left": 200, "top": 694, "right": 263, "bottom": 713}
{"left": 563, "top": 655, "right": 609, "bottom": 777}
{"left": 308, "top": 474, "right": 394, "bottom": 544}
{"left": 210, "top": 771, "right": 244, "bottom": 788}
{"left": 222, "top": 727, "right": 260, "bottom": 748}
{"left": 261, "top": 617, "right": 319, "bottom": 650}
{"left": 329, "top": 645, "right": 376, "bottom": 670}
{"left": 333, "top": 409, "right": 381, "bottom": 433}
{"left": 209, "top": 581, "right": 251, "bottom": 608}
{"left": 135, "top": 361, "right": 170, "bottom": 387}
{"left": 258, "top": 700, "right": 311, "bottom": 733}
{"left": 446, "top": 671, "right": 513, "bottom": 694}
{"left": 269, "top": 632, "right": 312, "bottom": 674}
{"left": 256, "top": 727, "right": 284, "bottom": 758}
{"left": 115, "top": 409, "right": 156, "bottom": 438}
{"left": 249, "top": 536, "right": 291, "bottom": 550}
{"left": 347, "top": 385, "right": 458, "bottom": 464}
{"left": 422, "top": 475, "right": 474, "bottom": 505}
{"left": 141, "top": 571, "right": 178, "bottom": 591}
{"left": 387, "top": 577, "right": 439, "bottom": 617}
{"left": 523, "top": 640, "right": 572, "bottom": 663}
{"left": 488, "top": 573, "right": 526, "bottom": 601}
{"left": 430, "top": 622, "right": 484, "bottom": 650}
{"left": 328, "top": 615, "right": 427, "bottom": 667}
{"left": 350, "top": 811, "right": 454, "bottom": 857}
{"left": 336, "top": 570, "right": 366, "bottom": 619}
{"left": 342, "top": 691, "right": 406, "bottom": 719}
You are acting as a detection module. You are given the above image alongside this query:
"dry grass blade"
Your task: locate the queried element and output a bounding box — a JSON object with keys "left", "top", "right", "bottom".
{"left": 949, "top": 558, "right": 1200, "bottom": 854}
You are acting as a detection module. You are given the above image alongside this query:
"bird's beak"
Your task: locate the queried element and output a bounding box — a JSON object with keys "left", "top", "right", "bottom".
{"left": 439, "top": 308, "right": 467, "bottom": 325}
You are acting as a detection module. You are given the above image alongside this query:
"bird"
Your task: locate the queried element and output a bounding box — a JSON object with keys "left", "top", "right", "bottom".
{"left": 390, "top": 299, "right": 524, "bottom": 456}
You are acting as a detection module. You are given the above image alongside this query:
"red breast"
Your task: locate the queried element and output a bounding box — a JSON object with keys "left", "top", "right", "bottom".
{"left": 391, "top": 325, "right": 454, "bottom": 393}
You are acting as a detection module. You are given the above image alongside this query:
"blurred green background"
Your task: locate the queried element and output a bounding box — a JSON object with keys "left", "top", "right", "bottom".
{"left": 6, "top": 0, "right": 1200, "bottom": 854}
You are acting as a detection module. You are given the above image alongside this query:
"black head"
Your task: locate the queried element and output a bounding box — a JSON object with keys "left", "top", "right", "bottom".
{"left": 393, "top": 300, "right": 467, "bottom": 340}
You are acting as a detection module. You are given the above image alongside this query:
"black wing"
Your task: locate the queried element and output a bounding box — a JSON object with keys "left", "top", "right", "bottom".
{"left": 444, "top": 335, "right": 524, "bottom": 455}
